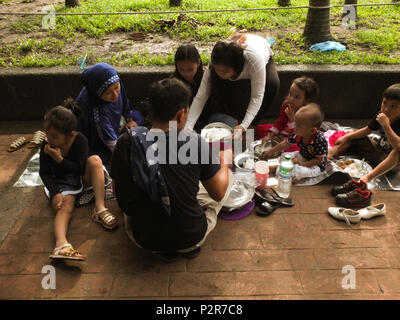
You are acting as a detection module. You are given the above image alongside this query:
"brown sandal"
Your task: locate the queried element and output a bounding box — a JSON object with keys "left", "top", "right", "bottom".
{"left": 7, "top": 135, "right": 32, "bottom": 152}
{"left": 92, "top": 208, "right": 119, "bottom": 230}
{"left": 26, "top": 130, "right": 46, "bottom": 148}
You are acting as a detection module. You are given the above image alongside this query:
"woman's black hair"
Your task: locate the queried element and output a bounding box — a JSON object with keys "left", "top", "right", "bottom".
{"left": 383, "top": 83, "right": 400, "bottom": 101}
{"left": 172, "top": 44, "right": 204, "bottom": 97}
{"left": 209, "top": 41, "right": 246, "bottom": 101}
{"left": 292, "top": 76, "right": 320, "bottom": 103}
{"left": 44, "top": 105, "right": 78, "bottom": 135}
{"left": 149, "top": 78, "right": 191, "bottom": 122}
{"left": 210, "top": 41, "right": 245, "bottom": 76}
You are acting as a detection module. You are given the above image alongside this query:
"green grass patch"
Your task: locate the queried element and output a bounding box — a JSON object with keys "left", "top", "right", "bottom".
{"left": 1, "top": 0, "right": 400, "bottom": 66}
{"left": 1, "top": 53, "right": 76, "bottom": 67}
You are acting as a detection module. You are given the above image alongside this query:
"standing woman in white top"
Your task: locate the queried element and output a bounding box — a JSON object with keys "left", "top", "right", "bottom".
{"left": 185, "top": 33, "right": 280, "bottom": 138}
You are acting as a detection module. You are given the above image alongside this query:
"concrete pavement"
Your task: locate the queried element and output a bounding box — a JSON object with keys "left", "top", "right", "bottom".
{"left": 1, "top": 121, "right": 400, "bottom": 300}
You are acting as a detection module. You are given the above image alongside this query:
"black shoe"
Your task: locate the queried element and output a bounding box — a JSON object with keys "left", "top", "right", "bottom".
{"left": 180, "top": 247, "right": 201, "bottom": 259}
{"left": 331, "top": 179, "right": 367, "bottom": 196}
{"left": 255, "top": 201, "right": 281, "bottom": 217}
{"left": 335, "top": 188, "right": 372, "bottom": 209}
{"left": 254, "top": 188, "right": 294, "bottom": 207}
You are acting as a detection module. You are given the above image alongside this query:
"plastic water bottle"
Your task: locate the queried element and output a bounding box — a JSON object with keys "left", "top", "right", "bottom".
{"left": 277, "top": 154, "right": 294, "bottom": 198}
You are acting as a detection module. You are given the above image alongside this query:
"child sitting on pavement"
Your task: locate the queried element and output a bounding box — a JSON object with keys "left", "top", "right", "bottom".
{"left": 39, "top": 104, "right": 118, "bottom": 261}
{"left": 256, "top": 76, "right": 320, "bottom": 154}
{"left": 260, "top": 103, "right": 328, "bottom": 182}
{"left": 328, "top": 83, "right": 400, "bottom": 184}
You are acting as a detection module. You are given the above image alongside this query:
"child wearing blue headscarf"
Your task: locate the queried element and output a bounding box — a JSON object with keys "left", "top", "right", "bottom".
{"left": 76, "top": 63, "right": 143, "bottom": 164}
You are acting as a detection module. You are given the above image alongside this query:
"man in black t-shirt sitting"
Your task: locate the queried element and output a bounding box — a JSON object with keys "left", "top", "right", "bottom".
{"left": 328, "top": 83, "right": 400, "bottom": 184}
{"left": 110, "top": 78, "right": 233, "bottom": 261}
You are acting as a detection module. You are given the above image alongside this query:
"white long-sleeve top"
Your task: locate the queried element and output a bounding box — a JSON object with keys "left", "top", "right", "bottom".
{"left": 185, "top": 34, "right": 273, "bottom": 130}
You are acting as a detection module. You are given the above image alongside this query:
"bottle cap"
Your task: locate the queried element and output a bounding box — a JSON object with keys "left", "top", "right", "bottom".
{"left": 284, "top": 154, "right": 292, "bottom": 160}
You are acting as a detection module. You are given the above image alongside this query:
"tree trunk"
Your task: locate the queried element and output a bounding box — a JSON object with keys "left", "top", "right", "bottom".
{"left": 278, "top": 0, "right": 291, "bottom": 6}
{"left": 303, "top": 0, "right": 332, "bottom": 44}
{"left": 65, "top": 0, "right": 80, "bottom": 8}
{"left": 343, "top": 0, "right": 357, "bottom": 21}
{"left": 170, "top": 0, "right": 183, "bottom": 6}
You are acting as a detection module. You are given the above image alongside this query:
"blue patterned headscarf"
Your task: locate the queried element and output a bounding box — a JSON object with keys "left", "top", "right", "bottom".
{"left": 76, "top": 62, "right": 144, "bottom": 164}
{"left": 81, "top": 63, "right": 121, "bottom": 99}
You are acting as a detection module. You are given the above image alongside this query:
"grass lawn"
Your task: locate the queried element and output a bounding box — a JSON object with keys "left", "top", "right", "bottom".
{"left": 0, "top": 0, "right": 399, "bottom": 67}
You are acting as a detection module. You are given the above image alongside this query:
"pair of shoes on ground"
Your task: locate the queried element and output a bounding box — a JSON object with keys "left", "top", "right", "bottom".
{"left": 254, "top": 188, "right": 294, "bottom": 217}
{"left": 7, "top": 131, "right": 46, "bottom": 152}
{"left": 156, "top": 247, "right": 201, "bottom": 263}
{"left": 328, "top": 203, "right": 386, "bottom": 226}
{"left": 331, "top": 179, "right": 372, "bottom": 209}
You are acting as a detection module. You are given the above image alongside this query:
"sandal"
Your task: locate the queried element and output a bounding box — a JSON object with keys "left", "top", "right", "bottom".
{"left": 91, "top": 208, "right": 119, "bottom": 230}
{"left": 254, "top": 188, "right": 295, "bottom": 207}
{"left": 255, "top": 201, "right": 281, "bottom": 217}
{"left": 27, "top": 130, "right": 46, "bottom": 148}
{"left": 7, "top": 136, "right": 32, "bottom": 152}
{"left": 49, "top": 243, "right": 86, "bottom": 261}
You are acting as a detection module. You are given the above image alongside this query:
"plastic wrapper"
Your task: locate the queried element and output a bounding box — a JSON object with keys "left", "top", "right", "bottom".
{"left": 13, "top": 151, "right": 43, "bottom": 187}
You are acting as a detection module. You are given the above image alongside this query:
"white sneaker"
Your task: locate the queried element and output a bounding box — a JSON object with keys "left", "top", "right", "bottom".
{"left": 328, "top": 207, "right": 361, "bottom": 226}
{"left": 358, "top": 203, "right": 386, "bottom": 220}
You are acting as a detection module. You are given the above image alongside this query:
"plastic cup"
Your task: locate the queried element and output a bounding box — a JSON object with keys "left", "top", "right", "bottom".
{"left": 255, "top": 160, "right": 269, "bottom": 190}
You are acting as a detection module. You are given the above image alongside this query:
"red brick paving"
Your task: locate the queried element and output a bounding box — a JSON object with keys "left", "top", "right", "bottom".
{"left": 1, "top": 122, "right": 400, "bottom": 300}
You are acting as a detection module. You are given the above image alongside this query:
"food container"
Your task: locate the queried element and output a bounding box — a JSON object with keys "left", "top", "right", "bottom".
{"left": 222, "top": 180, "right": 255, "bottom": 210}
{"left": 201, "top": 122, "right": 233, "bottom": 143}
{"left": 234, "top": 152, "right": 259, "bottom": 172}
{"left": 333, "top": 157, "right": 373, "bottom": 179}
{"left": 251, "top": 139, "right": 280, "bottom": 157}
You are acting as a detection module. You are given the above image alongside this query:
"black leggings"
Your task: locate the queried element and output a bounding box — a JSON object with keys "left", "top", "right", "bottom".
{"left": 252, "top": 58, "right": 280, "bottom": 125}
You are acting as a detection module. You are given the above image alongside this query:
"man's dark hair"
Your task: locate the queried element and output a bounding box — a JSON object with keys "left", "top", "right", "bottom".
{"left": 383, "top": 83, "right": 400, "bottom": 102}
{"left": 149, "top": 78, "right": 191, "bottom": 122}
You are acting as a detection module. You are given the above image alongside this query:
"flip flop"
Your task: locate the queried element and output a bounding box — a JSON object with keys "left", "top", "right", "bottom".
{"left": 255, "top": 201, "right": 281, "bottom": 217}
{"left": 254, "top": 188, "right": 294, "bottom": 207}
{"left": 7, "top": 135, "right": 33, "bottom": 152}
{"left": 269, "top": 188, "right": 295, "bottom": 207}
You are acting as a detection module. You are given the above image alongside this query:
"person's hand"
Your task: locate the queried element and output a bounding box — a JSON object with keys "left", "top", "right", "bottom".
{"left": 52, "top": 193, "right": 64, "bottom": 211}
{"left": 232, "top": 125, "right": 245, "bottom": 140}
{"left": 125, "top": 118, "right": 138, "bottom": 130}
{"left": 262, "top": 132, "right": 275, "bottom": 144}
{"left": 376, "top": 113, "right": 390, "bottom": 128}
{"left": 360, "top": 175, "right": 369, "bottom": 184}
{"left": 44, "top": 144, "right": 63, "bottom": 163}
{"left": 285, "top": 104, "right": 296, "bottom": 122}
{"left": 292, "top": 157, "right": 302, "bottom": 165}
{"left": 260, "top": 149, "right": 275, "bottom": 160}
